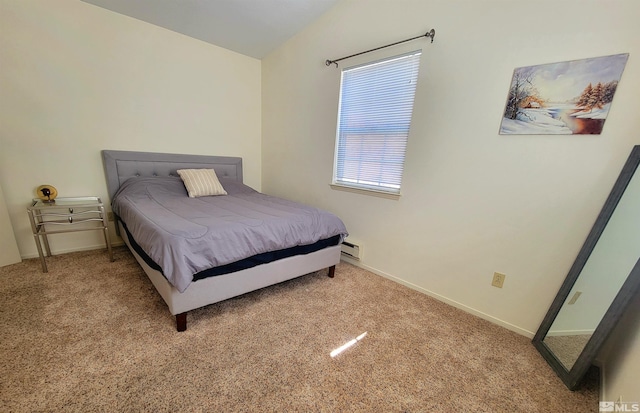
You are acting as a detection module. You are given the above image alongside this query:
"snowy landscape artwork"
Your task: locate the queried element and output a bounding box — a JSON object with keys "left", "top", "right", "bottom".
{"left": 499, "top": 53, "right": 629, "bottom": 135}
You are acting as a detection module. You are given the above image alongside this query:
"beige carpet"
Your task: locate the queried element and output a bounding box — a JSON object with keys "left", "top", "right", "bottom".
{"left": 0, "top": 247, "right": 598, "bottom": 412}
{"left": 544, "top": 334, "right": 593, "bottom": 370}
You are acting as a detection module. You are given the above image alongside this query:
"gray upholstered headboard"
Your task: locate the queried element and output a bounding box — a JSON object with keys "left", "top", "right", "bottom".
{"left": 101, "top": 150, "right": 243, "bottom": 203}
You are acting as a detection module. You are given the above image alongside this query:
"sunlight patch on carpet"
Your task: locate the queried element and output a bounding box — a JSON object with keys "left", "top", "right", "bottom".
{"left": 330, "top": 332, "right": 367, "bottom": 358}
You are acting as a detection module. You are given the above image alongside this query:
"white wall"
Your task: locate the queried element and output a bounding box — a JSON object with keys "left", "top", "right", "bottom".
{"left": 261, "top": 0, "right": 640, "bottom": 337}
{"left": 0, "top": 0, "right": 262, "bottom": 258}
{"left": 0, "top": 184, "right": 21, "bottom": 267}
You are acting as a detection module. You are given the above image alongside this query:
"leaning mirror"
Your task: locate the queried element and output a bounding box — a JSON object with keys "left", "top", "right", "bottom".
{"left": 533, "top": 145, "right": 640, "bottom": 390}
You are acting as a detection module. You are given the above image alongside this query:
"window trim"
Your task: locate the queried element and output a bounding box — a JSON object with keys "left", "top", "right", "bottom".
{"left": 329, "top": 183, "right": 401, "bottom": 200}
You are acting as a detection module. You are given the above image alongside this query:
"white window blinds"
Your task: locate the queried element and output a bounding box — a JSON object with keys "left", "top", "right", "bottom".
{"left": 333, "top": 51, "right": 422, "bottom": 195}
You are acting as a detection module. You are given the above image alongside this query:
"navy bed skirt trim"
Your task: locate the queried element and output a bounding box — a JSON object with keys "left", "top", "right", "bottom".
{"left": 120, "top": 220, "right": 341, "bottom": 282}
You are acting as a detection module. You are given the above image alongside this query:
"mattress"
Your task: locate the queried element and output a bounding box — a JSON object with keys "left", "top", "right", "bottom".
{"left": 121, "top": 220, "right": 341, "bottom": 280}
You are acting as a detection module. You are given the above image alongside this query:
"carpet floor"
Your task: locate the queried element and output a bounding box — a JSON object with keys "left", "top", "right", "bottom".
{"left": 0, "top": 247, "right": 598, "bottom": 412}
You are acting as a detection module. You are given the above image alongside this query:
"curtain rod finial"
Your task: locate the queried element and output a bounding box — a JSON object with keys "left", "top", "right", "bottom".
{"left": 427, "top": 29, "right": 435, "bottom": 43}
{"left": 325, "top": 59, "right": 338, "bottom": 68}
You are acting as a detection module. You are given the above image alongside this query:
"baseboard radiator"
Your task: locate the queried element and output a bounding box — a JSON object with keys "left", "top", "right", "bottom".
{"left": 341, "top": 241, "right": 361, "bottom": 260}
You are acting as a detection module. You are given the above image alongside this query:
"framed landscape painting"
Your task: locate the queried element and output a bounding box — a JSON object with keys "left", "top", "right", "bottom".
{"left": 499, "top": 53, "right": 629, "bottom": 135}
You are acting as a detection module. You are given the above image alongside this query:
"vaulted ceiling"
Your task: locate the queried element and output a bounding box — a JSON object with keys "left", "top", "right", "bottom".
{"left": 82, "top": 0, "right": 339, "bottom": 59}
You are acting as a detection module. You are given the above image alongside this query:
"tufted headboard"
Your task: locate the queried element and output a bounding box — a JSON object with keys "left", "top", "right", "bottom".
{"left": 101, "top": 150, "right": 243, "bottom": 203}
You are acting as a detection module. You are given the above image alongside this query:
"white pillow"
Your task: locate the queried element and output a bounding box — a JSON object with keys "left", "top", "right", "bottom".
{"left": 176, "top": 169, "right": 227, "bottom": 198}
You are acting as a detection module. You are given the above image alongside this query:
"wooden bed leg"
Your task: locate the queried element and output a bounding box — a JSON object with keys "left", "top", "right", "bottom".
{"left": 328, "top": 265, "right": 335, "bottom": 278}
{"left": 176, "top": 312, "right": 187, "bottom": 332}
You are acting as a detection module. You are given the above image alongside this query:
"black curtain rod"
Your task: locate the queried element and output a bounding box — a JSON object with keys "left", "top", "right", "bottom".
{"left": 325, "top": 29, "right": 435, "bottom": 68}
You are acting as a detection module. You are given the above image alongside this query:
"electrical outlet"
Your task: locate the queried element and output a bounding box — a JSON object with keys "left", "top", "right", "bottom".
{"left": 567, "top": 291, "right": 582, "bottom": 305}
{"left": 107, "top": 212, "right": 114, "bottom": 222}
{"left": 492, "top": 272, "right": 506, "bottom": 288}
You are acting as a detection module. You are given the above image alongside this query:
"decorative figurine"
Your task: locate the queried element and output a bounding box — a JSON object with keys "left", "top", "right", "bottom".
{"left": 36, "top": 185, "right": 58, "bottom": 203}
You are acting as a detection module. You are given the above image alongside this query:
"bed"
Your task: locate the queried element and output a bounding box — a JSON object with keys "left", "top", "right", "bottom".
{"left": 101, "top": 150, "right": 348, "bottom": 331}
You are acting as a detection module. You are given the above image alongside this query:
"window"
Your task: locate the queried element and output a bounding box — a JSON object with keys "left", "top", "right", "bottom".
{"left": 332, "top": 51, "right": 422, "bottom": 197}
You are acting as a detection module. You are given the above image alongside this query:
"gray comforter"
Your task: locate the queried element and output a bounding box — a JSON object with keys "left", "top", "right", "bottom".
{"left": 112, "top": 177, "right": 348, "bottom": 292}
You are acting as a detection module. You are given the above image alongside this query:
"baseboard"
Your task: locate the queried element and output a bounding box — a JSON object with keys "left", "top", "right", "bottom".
{"left": 20, "top": 241, "right": 125, "bottom": 260}
{"left": 340, "top": 256, "right": 536, "bottom": 338}
{"left": 547, "top": 329, "right": 595, "bottom": 336}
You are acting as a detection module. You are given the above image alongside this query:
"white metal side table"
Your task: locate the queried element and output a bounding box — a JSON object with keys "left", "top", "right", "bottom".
{"left": 27, "top": 196, "right": 114, "bottom": 272}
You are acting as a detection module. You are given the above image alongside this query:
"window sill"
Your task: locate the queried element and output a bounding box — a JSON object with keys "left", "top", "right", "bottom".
{"left": 329, "top": 183, "right": 401, "bottom": 200}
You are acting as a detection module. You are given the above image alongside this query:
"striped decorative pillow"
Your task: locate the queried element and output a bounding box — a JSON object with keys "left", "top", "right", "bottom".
{"left": 176, "top": 169, "right": 227, "bottom": 198}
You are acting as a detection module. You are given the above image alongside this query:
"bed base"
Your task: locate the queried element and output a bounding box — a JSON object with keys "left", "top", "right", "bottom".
{"left": 120, "top": 220, "right": 341, "bottom": 331}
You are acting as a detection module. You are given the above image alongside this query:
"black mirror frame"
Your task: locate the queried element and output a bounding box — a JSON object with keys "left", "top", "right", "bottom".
{"left": 533, "top": 145, "right": 640, "bottom": 390}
